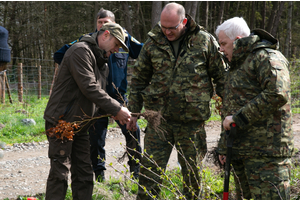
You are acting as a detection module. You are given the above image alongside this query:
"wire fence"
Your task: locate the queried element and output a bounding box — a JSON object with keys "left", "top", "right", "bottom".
{"left": 1, "top": 58, "right": 300, "bottom": 114}
{"left": 3, "top": 60, "right": 56, "bottom": 101}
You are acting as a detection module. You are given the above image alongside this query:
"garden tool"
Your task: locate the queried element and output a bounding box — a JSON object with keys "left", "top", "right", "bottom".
{"left": 223, "top": 123, "right": 236, "bottom": 200}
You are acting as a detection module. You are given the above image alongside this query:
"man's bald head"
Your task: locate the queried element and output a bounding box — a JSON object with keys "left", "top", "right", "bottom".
{"left": 161, "top": 3, "right": 185, "bottom": 21}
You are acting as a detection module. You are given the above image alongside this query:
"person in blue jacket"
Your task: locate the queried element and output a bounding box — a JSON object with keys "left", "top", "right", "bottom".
{"left": 53, "top": 8, "right": 143, "bottom": 181}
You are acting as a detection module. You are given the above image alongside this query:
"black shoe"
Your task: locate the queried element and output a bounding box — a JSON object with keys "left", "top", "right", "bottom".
{"left": 129, "top": 164, "right": 140, "bottom": 179}
{"left": 95, "top": 170, "right": 105, "bottom": 182}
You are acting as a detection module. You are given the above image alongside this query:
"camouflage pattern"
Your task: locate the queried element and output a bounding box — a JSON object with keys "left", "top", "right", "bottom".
{"left": 128, "top": 15, "right": 225, "bottom": 123}
{"left": 231, "top": 157, "right": 291, "bottom": 200}
{"left": 217, "top": 29, "right": 294, "bottom": 158}
{"left": 128, "top": 14, "right": 225, "bottom": 200}
{"left": 137, "top": 120, "right": 207, "bottom": 200}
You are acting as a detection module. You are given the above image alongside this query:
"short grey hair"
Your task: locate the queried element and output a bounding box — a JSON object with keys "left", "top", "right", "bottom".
{"left": 97, "top": 8, "right": 115, "bottom": 22}
{"left": 215, "top": 17, "right": 250, "bottom": 40}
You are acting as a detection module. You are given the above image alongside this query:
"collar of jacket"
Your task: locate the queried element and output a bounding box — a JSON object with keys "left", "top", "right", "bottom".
{"left": 148, "top": 14, "right": 199, "bottom": 45}
{"left": 231, "top": 28, "right": 279, "bottom": 65}
{"left": 81, "top": 32, "right": 108, "bottom": 69}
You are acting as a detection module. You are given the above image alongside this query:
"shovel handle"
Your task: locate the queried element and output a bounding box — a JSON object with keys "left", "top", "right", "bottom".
{"left": 223, "top": 123, "right": 237, "bottom": 200}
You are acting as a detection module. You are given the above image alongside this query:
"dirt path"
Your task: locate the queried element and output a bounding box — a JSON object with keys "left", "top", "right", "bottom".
{"left": 0, "top": 115, "right": 299, "bottom": 200}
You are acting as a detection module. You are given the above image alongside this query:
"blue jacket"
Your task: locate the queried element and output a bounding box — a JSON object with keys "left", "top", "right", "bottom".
{"left": 53, "top": 30, "right": 143, "bottom": 101}
{"left": 107, "top": 31, "right": 143, "bottom": 100}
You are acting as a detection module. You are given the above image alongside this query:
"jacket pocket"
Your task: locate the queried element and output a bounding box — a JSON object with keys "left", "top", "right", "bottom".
{"left": 114, "top": 53, "right": 127, "bottom": 69}
{"left": 142, "top": 93, "right": 165, "bottom": 111}
{"left": 182, "top": 90, "right": 211, "bottom": 121}
{"left": 48, "top": 137, "right": 72, "bottom": 159}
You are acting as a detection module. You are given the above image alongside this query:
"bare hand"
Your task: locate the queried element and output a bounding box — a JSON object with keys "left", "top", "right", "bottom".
{"left": 126, "top": 116, "right": 138, "bottom": 131}
{"left": 113, "top": 107, "right": 131, "bottom": 125}
{"left": 223, "top": 115, "right": 234, "bottom": 130}
{"left": 219, "top": 155, "right": 226, "bottom": 165}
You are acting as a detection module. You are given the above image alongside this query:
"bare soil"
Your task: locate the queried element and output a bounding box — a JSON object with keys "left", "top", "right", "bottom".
{"left": 0, "top": 114, "right": 299, "bottom": 200}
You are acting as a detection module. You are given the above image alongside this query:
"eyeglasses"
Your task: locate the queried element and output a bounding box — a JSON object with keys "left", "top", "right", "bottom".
{"left": 161, "top": 19, "right": 183, "bottom": 31}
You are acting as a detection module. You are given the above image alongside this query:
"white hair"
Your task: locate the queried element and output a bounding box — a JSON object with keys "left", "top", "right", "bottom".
{"left": 215, "top": 17, "right": 250, "bottom": 40}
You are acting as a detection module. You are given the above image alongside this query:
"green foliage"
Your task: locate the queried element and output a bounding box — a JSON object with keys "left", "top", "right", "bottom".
{"left": 290, "top": 59, "right": 300, "bottom": 114}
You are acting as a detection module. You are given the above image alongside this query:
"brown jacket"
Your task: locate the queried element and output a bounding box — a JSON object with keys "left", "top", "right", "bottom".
{"left": 44, "top": 33, "right": 121, "bottom": 125}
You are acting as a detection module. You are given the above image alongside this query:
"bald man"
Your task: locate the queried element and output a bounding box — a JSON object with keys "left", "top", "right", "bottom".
{"left": 127, "top": 3, "right": 225, "bottom": 199}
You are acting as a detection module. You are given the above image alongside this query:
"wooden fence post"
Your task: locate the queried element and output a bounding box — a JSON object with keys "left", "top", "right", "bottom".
{"left": 49, "top": 63, "right": 59, "bottom": 96}
{"left": 5, "top": 71, "right": 13, "bottom": 104}
{"left": 38, "top": 65, "right": 41, "bottom": 99}
{"left": 18, "top": 63, "right": 23, "bottom": 103}
{"left": 1, "top": 71, "right": 5, "bottom": 104}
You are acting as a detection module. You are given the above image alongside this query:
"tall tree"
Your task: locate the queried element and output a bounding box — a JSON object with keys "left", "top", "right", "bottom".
{"left": 205, "top": 1, "right": 209, "bottom": 29}
{"left": 122, "top": 1, "right": 133, "bottom": 35}
{"left": 261, "top": 1, "right": 266, "bottom": 29}
{"left": 184, "top": 1, "right": 192, "bottom": 15}
{"left": 266, "top": 1, "right": 279, "bottom": 33}
{"left": 271, "top": 1, "right": 285, "bottom": 36}
{"left": 151, "top": 1, "right": 162, "bottom": 28}
{"left": 189, "top": 1, "right": 198, "bottom": 20}
{"left": 217, "top": 1, "right": 225, "bottom": 25}
{"left": 284, "top": 1, "right": 293, "bottom": 58}
{"left": 235, "top": 1, "right": 240, "bottom": 16}
{"left": 249, "top": 2, "right": 256, "bottom": 30}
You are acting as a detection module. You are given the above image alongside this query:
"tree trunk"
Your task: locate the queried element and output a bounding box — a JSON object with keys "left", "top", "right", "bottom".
{"left": 235, "top": 1, "right": 240, "bottom": 16}
{"left": 284, "top": 1, "right": 292, "bottom": 58}
{"left": 189, "top": 1, "right": 198, "bottom": 20}
{"left": 122, "top": 1, "right": 133, "bottom": 35}
{"left": 184, "top": 2, "right": 192, "bottom": 15}
{"left": 8, "top": 1, "right": 19, "bottom": 66}
{"left": 139, "top": 2, "right": 148, "bottom": 38}
{"left": 94, "top": 1, "right": 99, "bottom": 31}
{"left": 271, "top": 1, "right": 285, "bottom": 36}
{"left": 261, "top": 1, "right": 266, "bottom": 29}
{"left": 250, "top": 2, "right": 256, "bottom": 30}
{"left": 134, "top": 2, "right": 141, "bottom": 42}
{"left": 266, "top": 1, "right": 279, "bottom": 33}
{"left": 151, "top": 1, "right": 162, "bottom": 28}
{"left": 217, "top": 1, "right": 225, "bottom": 25}
{"left": 205, "top": 1, "right": 209, "bottom": 29}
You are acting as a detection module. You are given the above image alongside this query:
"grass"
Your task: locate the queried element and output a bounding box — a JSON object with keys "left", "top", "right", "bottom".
{"left": 0, "top": 95, "right": 48, "bottom": 144}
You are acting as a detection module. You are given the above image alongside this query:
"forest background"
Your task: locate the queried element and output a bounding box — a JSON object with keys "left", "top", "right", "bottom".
{"left": 0, "top": 1, "right": 297, "bottom": 66}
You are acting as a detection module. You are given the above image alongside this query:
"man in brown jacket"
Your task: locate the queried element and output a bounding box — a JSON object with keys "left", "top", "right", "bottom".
{"left": 43, "top": 23, "right": 131, "bottom": 200}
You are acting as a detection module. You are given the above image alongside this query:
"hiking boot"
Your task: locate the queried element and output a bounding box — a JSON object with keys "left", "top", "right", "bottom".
{"left": 95, "top": 170, "right": 105, "bottom": 182}
{"left": 129, "top": 164, "right": 140, "bottom": 179}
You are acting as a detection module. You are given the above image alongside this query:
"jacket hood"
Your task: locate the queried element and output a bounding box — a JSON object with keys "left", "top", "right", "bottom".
{"left": 231, "top": 29, "right": 279, "bottom": 64}
{"left": 80, "top": 32, "right": 108, "bottom": 66}
{"left": 148, "top": 14, "right": 199, "bottom": 45}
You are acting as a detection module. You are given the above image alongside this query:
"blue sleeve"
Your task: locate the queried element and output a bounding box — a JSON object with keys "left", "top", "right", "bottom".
{"left": 53, "top": 32, "right": 94, "bottom": 64}
{"left": 53, "top": 44, "right": 71, "bottom": 64}
{"left": 126, "top": 33, "right": 143, "bottom": 59}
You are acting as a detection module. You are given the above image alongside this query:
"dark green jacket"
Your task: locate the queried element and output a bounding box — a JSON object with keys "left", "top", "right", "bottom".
{"left": 218, "top": 29, "right": 294, "bottom": 158}
{"left": 44, "top": 33, "right": 121, "bottom": 126}
{"left": 128, "top": 15, "right": 225, "bottom": 122}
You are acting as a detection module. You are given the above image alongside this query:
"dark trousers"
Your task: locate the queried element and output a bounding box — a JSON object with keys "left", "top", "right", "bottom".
{"left": 45, "top": 121, "right": 93, "bottom": 200}
{"left": 89, "top": 116, "right": 142, "bottom": 173}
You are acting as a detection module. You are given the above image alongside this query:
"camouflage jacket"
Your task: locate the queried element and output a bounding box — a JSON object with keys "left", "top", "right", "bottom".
{"left": 217, "top": 29, "right": 294, "bottom": 158}
{"left": 128, "top": 15, "right": 225, "bottom": 122}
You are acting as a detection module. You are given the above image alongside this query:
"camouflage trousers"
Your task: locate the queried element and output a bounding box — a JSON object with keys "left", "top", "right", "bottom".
{"left": 231, "top": 157, "right": 291, "bottom": 200}
{"left": 136, "top": 120, "right": 207, "bottom": 200}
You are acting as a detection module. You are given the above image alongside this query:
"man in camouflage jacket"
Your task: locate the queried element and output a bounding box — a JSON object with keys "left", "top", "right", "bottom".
{"left": 127, "top": 3, "right": 225, "bottom": 199}
{"left": 216, "top": 17, "right": 294, "bottom": 200}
